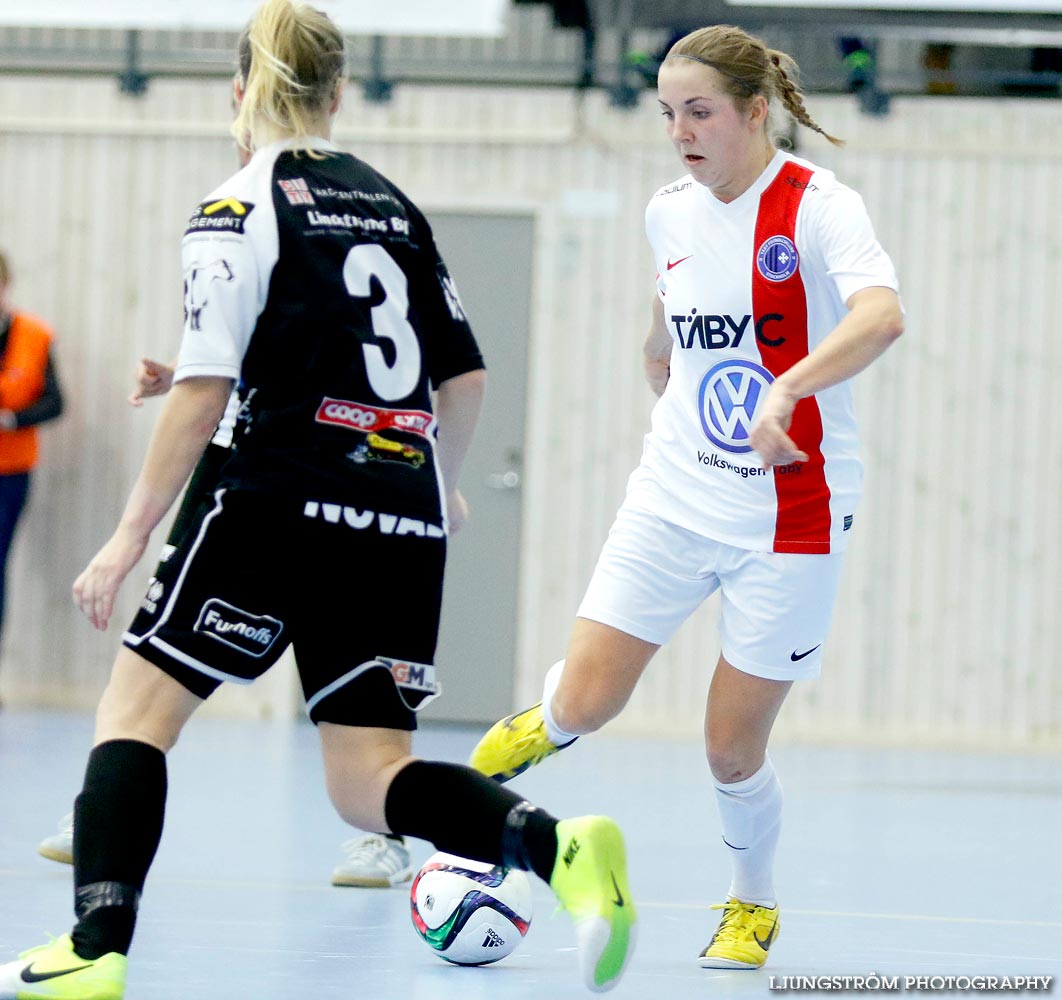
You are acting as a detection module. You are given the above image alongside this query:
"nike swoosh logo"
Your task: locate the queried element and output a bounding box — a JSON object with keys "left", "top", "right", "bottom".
{"left": 610, "top": 872, "right": 625, "bottom": 907}
{"left": 790, "top": 645, "right": 821, "bottom": 662}
{"left": 754, "top": 921, "right": 778, "bottom": 950}
{"left": 21, "top": 964, "right": 93, "bottom": 983}
{"left": 666, "top": 255, "right": 692, "bottom": 270}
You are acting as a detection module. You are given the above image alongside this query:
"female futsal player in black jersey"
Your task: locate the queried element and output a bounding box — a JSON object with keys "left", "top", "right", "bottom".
{"left": 0, "top": 2, "right": 634, "bottom": 996}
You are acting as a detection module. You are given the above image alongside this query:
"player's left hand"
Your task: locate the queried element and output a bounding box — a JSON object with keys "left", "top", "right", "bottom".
{"left": 73, "top": 526, "right": 150, "bottom": 631}
{"left": 446, "top": 489, "right": 469, "bottom": 535}
{"left": 750, "top": 383, "right": 810, "bottom": 468}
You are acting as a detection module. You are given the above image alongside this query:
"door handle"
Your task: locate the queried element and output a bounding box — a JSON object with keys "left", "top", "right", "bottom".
{"left": 486, "top": 470, "right": 520, "bottom": 490}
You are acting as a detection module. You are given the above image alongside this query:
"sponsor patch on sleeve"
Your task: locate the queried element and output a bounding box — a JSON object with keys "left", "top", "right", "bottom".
{"left": 185, "top": 197, "right": 256, "bottom": 235}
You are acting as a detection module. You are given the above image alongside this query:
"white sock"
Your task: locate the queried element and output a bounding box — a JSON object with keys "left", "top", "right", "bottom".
{"left": 712, "top": 755, "right": 782, "bottom": 907}
{"left": 540, "top": 660, "right": 580, "bottom": 746}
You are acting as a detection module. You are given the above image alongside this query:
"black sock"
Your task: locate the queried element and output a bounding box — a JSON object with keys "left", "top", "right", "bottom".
{"left": 71, "top": 739, "right": 167, "bottom": 959}
{"left": 384, "top": 760, "right": 558, "bottom": 883}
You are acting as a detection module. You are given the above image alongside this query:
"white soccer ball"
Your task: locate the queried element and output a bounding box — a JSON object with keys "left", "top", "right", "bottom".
{"left": 410, "top": 851, "right": 533, "bottom": 965}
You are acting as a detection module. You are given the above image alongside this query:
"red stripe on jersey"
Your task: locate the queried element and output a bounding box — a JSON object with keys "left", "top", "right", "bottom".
{"left": 752, "top": 162, "right": 832, "bottom": 554}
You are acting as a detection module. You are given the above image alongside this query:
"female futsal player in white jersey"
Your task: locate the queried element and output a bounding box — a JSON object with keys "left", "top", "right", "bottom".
{"left": 0, "top": 3, "right": 635, "bottom": 997}
{"left": 471, "top": 23, "right": 903, "bottom": 970}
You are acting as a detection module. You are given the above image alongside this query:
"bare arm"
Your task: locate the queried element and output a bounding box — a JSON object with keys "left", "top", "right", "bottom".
{"left": 643, "top": 296, "right": 672, "bottom": 397}
{"left": 73, "top": 376, "right": 234, "bottom": 629}
{"left": 433, "top": 368, "right": 486, "bottom": 534}
{"left": 749, "top": 286, "right": 904, "bottom": 467}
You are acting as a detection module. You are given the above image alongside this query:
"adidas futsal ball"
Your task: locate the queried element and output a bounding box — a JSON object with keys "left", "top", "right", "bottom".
{"left": 410, "top": 852, "right": 533, "bottom": 965}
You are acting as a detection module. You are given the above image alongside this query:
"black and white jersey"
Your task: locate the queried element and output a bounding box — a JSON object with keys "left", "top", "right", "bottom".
{"left": 175, "top": 137, "right": 484, "bottom": 522}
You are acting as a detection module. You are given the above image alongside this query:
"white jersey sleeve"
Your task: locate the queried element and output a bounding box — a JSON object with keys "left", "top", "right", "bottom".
{"left": 804, "top": 182, "right": 899, "bottom": 305}
{"left": 175, "top": 156, "right": 280, "bottom": 383}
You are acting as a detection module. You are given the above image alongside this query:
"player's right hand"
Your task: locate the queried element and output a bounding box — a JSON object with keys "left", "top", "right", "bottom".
{"left": 73, "top": 526, "right": 149, "bottom": 630}
{"left": 128, "top": 357, "right": 175, "bottom": 406}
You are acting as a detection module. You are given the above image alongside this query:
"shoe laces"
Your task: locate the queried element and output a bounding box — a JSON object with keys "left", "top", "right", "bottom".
{"left": 340, "top": 834, "right": 389, "bottom": 864}
{"left": 339, "top": 834, "right": 407, "bottom": 868}
{"left": 708, "top": 899, "right": 761, "bottom": 945}
{"left": 505, "top": 711, "right": 555, "bottom": 758}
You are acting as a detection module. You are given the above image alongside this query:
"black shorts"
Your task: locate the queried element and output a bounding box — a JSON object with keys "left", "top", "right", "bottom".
{"left": 123, "top": 489, "right": 447, "bottom": 728}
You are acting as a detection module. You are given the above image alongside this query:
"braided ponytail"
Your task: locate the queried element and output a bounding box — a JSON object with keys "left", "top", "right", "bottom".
{"left": 768, "top": 50, "right": 844, "bottom": 147}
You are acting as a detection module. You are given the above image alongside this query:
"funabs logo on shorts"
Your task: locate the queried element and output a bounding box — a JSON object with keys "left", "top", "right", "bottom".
{"left": 756, "top": 235, "right": 799, "bottom": 282}
{"left": 194, "top": 599, "right": 282, "bottom": 658}
{"left": 698, "top": 359, "right": 774, "bottom": 454}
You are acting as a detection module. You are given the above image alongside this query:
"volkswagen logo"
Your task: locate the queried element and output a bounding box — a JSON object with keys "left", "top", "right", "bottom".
{"left": 697, "top": 359, "right": 774, "bottom": 453}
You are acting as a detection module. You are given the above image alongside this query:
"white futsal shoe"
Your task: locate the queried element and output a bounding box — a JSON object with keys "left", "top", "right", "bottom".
{"left": 38, "top": 813, "right": 74, "bottom": 865}
{"left": 331, "top": 833, "right": 412, "bottom": 887}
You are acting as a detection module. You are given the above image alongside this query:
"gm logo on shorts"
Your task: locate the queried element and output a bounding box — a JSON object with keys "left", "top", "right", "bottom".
{"left": 378, "top": 656, "right": 441, "bottom": 712}
{"left": 698, "top": 359, "right": 775, "bottom": 453}
{"left": 756, "top": 235, "right": 799, "bottom": 282}
{"left": 194, "top": 599, "right": 283, "bottom": 658}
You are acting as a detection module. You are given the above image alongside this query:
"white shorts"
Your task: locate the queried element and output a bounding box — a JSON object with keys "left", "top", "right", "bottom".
{"left": 576, "top": 505, "right": 845, "bottom": 681}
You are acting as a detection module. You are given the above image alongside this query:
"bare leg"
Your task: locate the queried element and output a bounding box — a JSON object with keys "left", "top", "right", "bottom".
{"left": 550, "top": 618, "right": 660, "bottom": 735}
{"left": 704, "top": 654, "right": 790, "bottom": 782}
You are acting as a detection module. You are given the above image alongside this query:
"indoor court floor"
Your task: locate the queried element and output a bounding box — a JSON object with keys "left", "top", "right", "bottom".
{"left": 1, "top": 710, "right": 1058, "bottom": 998}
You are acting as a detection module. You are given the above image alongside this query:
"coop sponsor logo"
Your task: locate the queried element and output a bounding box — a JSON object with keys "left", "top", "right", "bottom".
{"left": 314, "top": 398, "right": 435, "bottom": 439}
{"left": 194, "top": 599, "right": 282, "bottom": 657}
{"left": 302, "top": 501, "right": 445, "bottom": 538}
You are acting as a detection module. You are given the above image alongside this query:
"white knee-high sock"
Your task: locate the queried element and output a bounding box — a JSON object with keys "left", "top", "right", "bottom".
{"left": 712, "top": 756, "right": 782, "bottom": 907}
{"left": 540, "top": 660, "right": 579, "bottom": 746}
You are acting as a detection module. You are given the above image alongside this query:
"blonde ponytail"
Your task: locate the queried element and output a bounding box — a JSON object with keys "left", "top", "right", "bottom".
{"left": 232, "top": 0, "right": 345, "bottom": 155}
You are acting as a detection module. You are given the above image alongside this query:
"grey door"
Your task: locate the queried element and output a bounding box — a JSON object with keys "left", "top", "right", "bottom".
{"left": 421, "top": 212, "right": 533, "bottom": 725}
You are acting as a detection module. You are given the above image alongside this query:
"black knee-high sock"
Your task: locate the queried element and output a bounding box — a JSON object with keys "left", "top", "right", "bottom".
{"left": 71, "top": 739, "right": 168, "bottom": 959}
{"left": 384, "top": 761, "right": 558, "bottom": 883}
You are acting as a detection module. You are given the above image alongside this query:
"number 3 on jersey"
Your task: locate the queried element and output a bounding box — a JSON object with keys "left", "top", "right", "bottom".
{"left": 343, "top": 243, "right": 421, "bottom": 401}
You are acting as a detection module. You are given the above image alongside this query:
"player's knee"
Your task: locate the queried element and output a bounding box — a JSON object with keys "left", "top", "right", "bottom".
{"left": 705, "top": 740, "right": 760, "bottom": 784}
{"left": 552, "top": 687, "right": 619, "bottom": 735}
{"left": 94, "top": 690, "right": 182, "bottom": 754}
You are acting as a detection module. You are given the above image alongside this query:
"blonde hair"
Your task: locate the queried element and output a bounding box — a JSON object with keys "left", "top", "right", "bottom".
{"left": 232, "top": 0, "right": 345, "bottom": 155}
{"left": 667, "top": 25, "right": 843, "bottom": 147}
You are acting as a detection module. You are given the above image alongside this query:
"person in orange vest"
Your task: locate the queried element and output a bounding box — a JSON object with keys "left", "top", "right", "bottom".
{"left": 0, "top": 250, "right": 64, "bottom": 693}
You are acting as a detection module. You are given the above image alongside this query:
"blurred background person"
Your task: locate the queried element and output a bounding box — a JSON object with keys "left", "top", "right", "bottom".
{"left": 0, "top": 249, "right": 64, "bottom": 702}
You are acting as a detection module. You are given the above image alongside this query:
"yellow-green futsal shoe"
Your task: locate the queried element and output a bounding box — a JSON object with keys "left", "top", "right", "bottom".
{"left": 697, "top": 897, "right": 780, "bottom": 969}
{"left": 468, "top": 703, "right": 574, "bottom": 782}
{"left": 0, "top": 935, "right": 126, "bottom": 999}
{"left": 551, "top": 816, "right": 636, "bottom": 992}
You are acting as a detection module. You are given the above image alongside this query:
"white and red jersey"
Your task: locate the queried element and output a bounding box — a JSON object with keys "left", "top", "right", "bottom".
{"left": 627, "top": 150, "right": 899, "bottom": 554}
